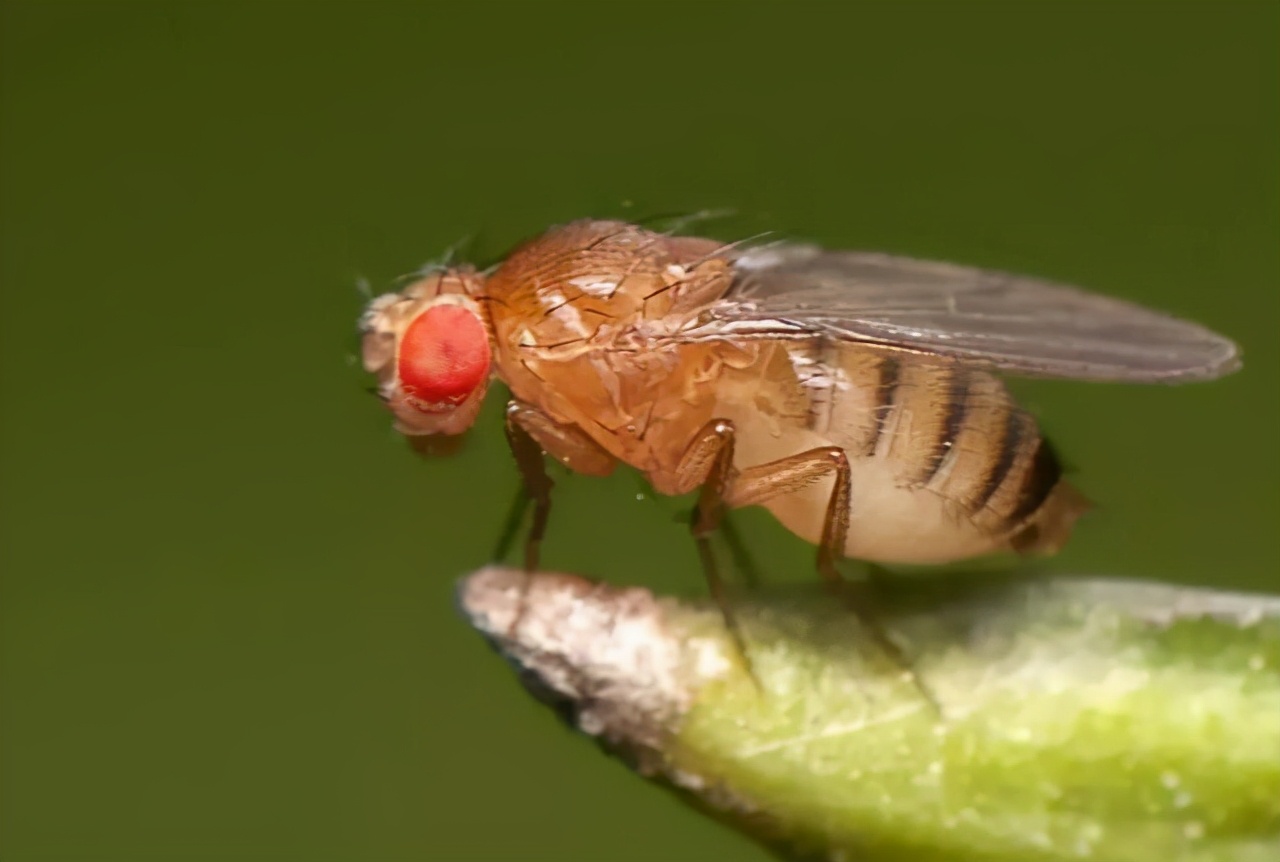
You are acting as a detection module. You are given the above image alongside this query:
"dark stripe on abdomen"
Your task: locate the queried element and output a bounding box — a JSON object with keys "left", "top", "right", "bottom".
{"left": 920, "top": 369, "right": 971, "bottom": 484}
{"left": 863, "top": 354, "right": 901, "bottom": 456}
{"left": 1007, "top": 435, "right": 1064, "bottom": 527}
{"left": 803, "top": 338, "right": 834, "bottom": 433}
{"left": 973, "top": 408, "right": 1025, "bottom": 512}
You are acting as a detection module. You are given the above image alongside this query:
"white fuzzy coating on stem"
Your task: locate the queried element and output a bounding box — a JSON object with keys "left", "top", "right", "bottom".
{"left": 458, "top": 567, "right": 732, "bottom": 767}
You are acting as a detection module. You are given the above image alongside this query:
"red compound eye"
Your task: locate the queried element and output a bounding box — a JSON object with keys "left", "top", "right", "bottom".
{"left": 397, "top": 305, "right": 490, "bottom": 410}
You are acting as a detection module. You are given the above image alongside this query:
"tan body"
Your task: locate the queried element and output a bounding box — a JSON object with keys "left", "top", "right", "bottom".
{"left": 361, "top": 216, "right": 1238, "bottom": 694}
{"left": 477, "top": 221, "right": 1087, "bottom": 564}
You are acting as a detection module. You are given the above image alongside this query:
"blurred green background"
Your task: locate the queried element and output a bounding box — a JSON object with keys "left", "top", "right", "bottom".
{"left": 1, "top": 2, "right": 1275, "bottom": 860}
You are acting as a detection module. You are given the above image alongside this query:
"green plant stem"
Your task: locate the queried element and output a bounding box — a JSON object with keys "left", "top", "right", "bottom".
{"left": 458, "top": 567, "right": 1280, "bottom": 862}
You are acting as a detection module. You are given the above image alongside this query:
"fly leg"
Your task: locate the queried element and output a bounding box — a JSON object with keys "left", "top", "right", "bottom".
{"left": 497, "top": 400, "right": 616, "bottom": 641}
{"left": 719, "top": 515, "right": 763, "bottom": 590}
{"left": 497, "top": 399, "right": 616, "bottom": 572}
{"left": 498, "top": 404, "right": 554, "bottom": 573}
{"left": 492, "top": 487, "right": 533, "bottom": 572}
{"left": 725, "top": 448, "right": 938, "bottom": 710}
{"left": 666, "top": 419, "right": 763, "bottom": 676}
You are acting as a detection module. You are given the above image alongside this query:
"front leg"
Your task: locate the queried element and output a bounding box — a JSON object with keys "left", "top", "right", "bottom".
{"left": 497, "top": 399, "right": 615, "bottom": 572}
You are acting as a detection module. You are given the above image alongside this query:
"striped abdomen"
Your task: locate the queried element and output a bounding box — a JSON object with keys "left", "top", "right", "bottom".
{"left": 724, "top": 341, "right": 1089, "bottom": 563}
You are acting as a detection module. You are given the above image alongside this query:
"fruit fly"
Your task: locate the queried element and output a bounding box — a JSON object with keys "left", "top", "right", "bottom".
{"left": 360, "top": 219, "right": 1241, "bottom": 668}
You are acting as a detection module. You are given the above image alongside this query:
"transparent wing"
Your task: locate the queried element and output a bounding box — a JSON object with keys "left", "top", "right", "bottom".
{"left": 685, "top": 245, "right": 1241, "bottom": 383}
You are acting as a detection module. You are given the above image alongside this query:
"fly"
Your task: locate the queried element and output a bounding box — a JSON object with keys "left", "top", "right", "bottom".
{"left": 359, "top": 219, "right": 1241, "bottom": 685}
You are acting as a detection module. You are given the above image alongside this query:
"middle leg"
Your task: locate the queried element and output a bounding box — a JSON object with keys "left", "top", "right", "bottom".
{"left": 683, "top": 433, "right": 934, "bottom": 704}
{"left": 670, "top": 422, "right": 855, "bottom": 676}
